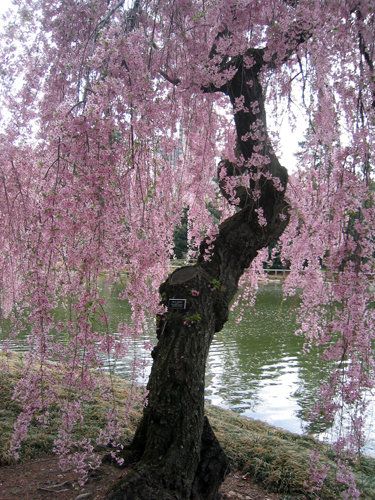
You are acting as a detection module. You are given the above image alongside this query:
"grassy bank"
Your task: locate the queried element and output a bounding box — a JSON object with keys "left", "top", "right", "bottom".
{"left": 1, "top": 353, "right": 374, "bottom": 499}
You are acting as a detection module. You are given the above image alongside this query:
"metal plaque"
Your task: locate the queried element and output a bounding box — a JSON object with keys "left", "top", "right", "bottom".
{"left": 168, "top": 298, "right": 187, "bottom": 310}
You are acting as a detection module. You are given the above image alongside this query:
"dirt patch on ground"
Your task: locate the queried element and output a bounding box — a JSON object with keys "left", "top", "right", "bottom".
{"left": 0, "top": 456, "right": 280, "bottom": 500}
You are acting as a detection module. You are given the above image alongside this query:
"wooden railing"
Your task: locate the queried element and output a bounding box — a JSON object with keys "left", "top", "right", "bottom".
{"left": 263, "top": 269, "right": 290, "bottom": 278}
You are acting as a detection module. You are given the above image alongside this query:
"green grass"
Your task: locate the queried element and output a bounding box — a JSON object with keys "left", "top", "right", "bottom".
{"left": 0, "top": 354, "right": 139, "bottom": 465}
{"left": 1, "top": 353, "right": 374, "bottom": 498}
{"left": 206, "top": 406, "right": 375, "bottom": 498}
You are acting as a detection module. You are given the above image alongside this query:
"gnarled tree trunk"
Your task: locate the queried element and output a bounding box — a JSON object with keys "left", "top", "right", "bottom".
{"left": 107, "top": 47, "right": 289, "bottom": 500}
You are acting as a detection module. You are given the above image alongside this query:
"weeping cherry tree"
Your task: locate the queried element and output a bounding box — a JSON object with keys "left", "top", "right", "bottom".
{"left": 0, "top": 0, "right": 374, "bottom": 498}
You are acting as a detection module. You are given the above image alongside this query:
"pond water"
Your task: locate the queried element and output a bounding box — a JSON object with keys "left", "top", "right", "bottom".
{"left": 2, "top": 280, "right": 374, "bottom": 456}
{"left": 107, "top": 281, "right": 375, "bottom": 455}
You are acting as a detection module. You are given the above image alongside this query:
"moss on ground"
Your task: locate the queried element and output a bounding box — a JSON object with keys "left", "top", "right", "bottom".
{"left": 1, "top": 353, "right": 374, "bottom": 498}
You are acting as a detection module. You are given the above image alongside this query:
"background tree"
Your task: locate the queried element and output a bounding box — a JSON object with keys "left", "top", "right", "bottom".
{"left": 173, "top": 208, "right": 188, "bottom": 259}
{"left": 0, "top": 1, "right": 374, "bottom": 499}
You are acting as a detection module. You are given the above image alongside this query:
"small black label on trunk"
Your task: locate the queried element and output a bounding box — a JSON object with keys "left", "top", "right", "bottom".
{"left": 168, "top": 298, "right": 187, "bottom": 310}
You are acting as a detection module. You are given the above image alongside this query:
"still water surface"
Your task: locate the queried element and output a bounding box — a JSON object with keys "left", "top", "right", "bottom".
{"left": 101, "top": 280, "right": 374, "bottom": 455}
{"left": 2, "top": 281, "right": 374, "bottom": 455}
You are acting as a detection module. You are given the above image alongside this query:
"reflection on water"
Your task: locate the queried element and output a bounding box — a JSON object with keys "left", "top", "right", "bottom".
{"left": 209, "top": 283, "right": 374, "bottom": 456}
{"left": 2, "top": 281, "right": 374, "bottom": 456}
{"left": 206, "top": 283, "right": 304, "bottom": 433}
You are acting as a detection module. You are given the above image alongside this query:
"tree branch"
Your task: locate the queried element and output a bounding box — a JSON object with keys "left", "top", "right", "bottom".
{"left": 93, "top": 0, "right": 140, "bottom": 41}
{"left": 356, "top": 10, "right": 375, "bottom": 109}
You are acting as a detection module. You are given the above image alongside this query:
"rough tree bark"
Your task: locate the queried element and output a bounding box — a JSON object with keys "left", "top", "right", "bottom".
{"left": 107, "top": 47, "right": 289, "bottom": 500}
